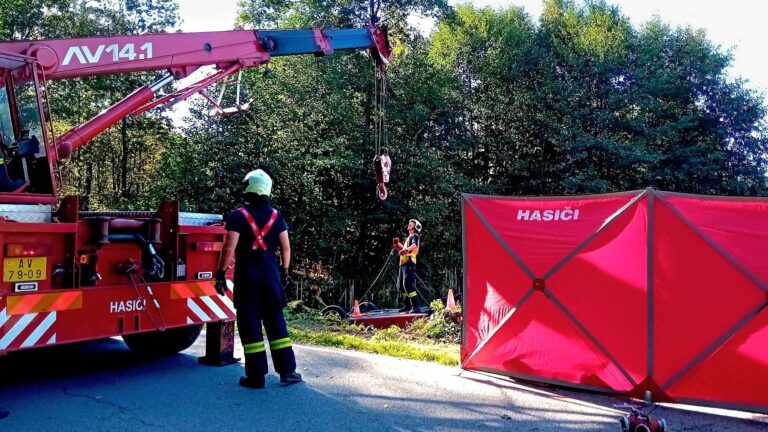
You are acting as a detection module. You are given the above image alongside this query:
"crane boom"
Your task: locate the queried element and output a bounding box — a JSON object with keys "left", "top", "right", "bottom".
{"left": 0, "top": 23, "right": 391, "bottom": 202}
{"left": 0, "top": 25, "right": 390, "bottom": 161}
{"left": 0, "top": 26, "right": 390, "bottom": 80}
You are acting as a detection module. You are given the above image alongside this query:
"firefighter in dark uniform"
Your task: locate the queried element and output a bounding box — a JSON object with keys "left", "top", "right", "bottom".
{"left": 0, "top": 136, "right": 24, "bottom": 192}
{"left": 393, "top": 219, "right": 422, "bottom": 313}
{"left": 215, "top": 169, "right": 302, "bottom": 388}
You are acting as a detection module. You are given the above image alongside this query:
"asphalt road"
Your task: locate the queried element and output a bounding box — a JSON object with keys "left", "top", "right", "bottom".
{"left": 0, "top": 331, "right": 766, "bottom": 431}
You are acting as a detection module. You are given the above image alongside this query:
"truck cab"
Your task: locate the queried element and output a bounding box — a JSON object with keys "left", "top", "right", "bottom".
{"left": 0, "top": 51, "right": 57, "bottom": 203}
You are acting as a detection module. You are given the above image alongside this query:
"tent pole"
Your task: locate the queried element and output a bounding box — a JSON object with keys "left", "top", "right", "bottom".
{"left": 461, "top": 194, "right": 468, "bottom": 353}
{"left": 647, "top": 187, "right": 655, "bottom": 378}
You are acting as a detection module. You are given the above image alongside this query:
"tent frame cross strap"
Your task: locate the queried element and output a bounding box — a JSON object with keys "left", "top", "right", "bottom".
{"left": 461, "top": 188, "right": 768, "bottom": 413}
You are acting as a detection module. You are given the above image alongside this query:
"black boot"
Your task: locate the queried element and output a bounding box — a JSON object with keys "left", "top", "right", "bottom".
{"left": 408, "top": 297, "right": 421, "bottom": 314}
{"left": 239, "top": 375, "right": 265, "bottom": 389}
{"left": 280, "top": 372, "right": 303, "bottom": 386}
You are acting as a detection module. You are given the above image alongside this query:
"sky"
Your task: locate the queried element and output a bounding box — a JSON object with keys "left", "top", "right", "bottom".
{"left": 173, "top": 0, "right": 768, "bottom": 111}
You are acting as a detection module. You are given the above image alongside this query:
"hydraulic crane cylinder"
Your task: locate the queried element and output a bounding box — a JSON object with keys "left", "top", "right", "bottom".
{"left": 57, "top": 74, "right": 174, "bottom": 159}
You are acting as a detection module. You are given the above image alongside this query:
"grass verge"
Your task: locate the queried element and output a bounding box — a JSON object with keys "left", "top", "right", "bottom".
{"left": 288, "top": 326, "right": 459, "bottom": 365}
{"left": 285, "top": 300, "right": 461, "bottom": 366}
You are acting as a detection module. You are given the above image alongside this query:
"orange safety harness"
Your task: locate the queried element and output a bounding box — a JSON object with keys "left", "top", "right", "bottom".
{"left": 399, "top": 233, "right": 419, "bottom": 265}
{"left": 237, "top": 208, "right": 278, "bottom": 250}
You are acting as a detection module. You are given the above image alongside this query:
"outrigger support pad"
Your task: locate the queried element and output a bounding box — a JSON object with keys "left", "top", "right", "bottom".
{"left": 198, "top": 320, "right": 240, "bottom": 366}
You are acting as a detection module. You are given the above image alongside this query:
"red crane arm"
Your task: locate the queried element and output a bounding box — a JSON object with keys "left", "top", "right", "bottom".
{"left": 0, "top": 26, "right": 391, "bottom": 159}
{"left": 0, "top": 26, "right": 390, "bottom": 80}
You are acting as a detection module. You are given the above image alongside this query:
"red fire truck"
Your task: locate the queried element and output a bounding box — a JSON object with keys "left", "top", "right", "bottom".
{"left": 0, "top": 24, "right": 391, "bottom": 361}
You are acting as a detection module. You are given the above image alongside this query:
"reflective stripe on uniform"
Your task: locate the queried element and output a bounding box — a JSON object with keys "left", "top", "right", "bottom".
{"left": 243, "top": 341, "right": 266, "bottom": 354}
{"left": 269, "top": 337, "right": 292, "bottom": 350}
{"left": 407, "top": 291, "right": 417, "bottom": 298}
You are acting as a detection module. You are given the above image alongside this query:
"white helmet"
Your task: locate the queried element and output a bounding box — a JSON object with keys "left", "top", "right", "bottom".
{"left": 243, "top": 169, "right": 272, "bottom": 196}
{"left": 409, "top": 219, "right": 422, "bottom": 233}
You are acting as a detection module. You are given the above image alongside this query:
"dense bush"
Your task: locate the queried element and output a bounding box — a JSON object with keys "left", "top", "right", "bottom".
{"left": 406, "top": 300, "right": 461, "bottom": 343}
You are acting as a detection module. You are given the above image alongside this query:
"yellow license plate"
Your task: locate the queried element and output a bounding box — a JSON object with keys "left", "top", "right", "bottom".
{"left": 4, "top": 257, "right": 47, "bottom": 282}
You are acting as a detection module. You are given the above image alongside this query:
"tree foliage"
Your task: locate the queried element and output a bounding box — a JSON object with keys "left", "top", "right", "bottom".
{"left": 0, "top": 0, "right": 181, "bottom": 210}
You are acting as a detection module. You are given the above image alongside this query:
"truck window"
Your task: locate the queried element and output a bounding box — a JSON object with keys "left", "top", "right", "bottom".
{"left": 12, "top": 72, "right": 45, "bottom": 157}
{"left": 0, "top": 80, "right": 13, "bottom": 147}
{"left": 4, "top": 65, "right": 53, "bottom": 194}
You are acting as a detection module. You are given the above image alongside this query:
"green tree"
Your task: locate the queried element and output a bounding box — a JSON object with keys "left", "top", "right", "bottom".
{"left": 0, "top": 0, "right": 182, "bottom": 210}
{"left": 431, "top": 0, "right": 767, "bottom": 195}
{"left": 157, "top": 0, "right": 455, "bottom": 305}
{"left": 29, "top": 0, "right": 763, "bottom": 307}
{"left": 162, "top": 0, "right": 768, "bottom": 307}
{"left": 28, "top": 0, "right": 183, "bottom": 210}
{"left": 0, "top": 0, "right": 70, "bottom": 40}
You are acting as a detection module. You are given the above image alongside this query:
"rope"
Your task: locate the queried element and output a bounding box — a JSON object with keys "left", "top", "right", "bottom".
{"left": 360, "top": 250, "right": 395, "bottom": 302}
{"left": 377, "top": 69, "right": 382, "bottom": 156}
{"left": 414, "top": 273, "right": 431, "bottom": 304}
{"left": 372, "top": 64, "right": 389, "bottom": 199}
{"left": 370, "top": 0, "right": 381, "bottom": 25}
{"left": 372, "top": 65, "right": 388, "bottom": 157}
{"left": 381, "top": 71, "right": 388, "bottom": 154}
{"left": 373, "top": 69, "right": 379, "bottom": 156}
{"left": 392, "top": 264, "right": 401, "bottom": 305}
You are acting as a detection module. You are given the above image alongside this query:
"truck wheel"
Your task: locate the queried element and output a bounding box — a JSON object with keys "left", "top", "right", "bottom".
{"left": 321, "top": 305, "right": 348, "bottom": 320}
{"left": 123, "top": 324, "right": 203, "bottom": 356}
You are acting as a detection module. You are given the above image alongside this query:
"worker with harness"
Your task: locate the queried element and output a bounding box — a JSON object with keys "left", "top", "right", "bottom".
{"left": 215, "top": 169, "right": 302, "bottom": 388}
{"left": 393, "top": 219, "right": 423, "bottom": 313}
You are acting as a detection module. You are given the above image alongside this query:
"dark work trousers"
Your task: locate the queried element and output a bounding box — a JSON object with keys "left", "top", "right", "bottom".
{"left": 234, "top": 259, "right": 296, "bottom": 378}
{"left": 401, "top": 261, "right": 419, "bottom": 309}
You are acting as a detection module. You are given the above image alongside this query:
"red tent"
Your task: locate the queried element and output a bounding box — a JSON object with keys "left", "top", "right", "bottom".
{"left": 461, "top": 189, "right": 768, "bottom": 413}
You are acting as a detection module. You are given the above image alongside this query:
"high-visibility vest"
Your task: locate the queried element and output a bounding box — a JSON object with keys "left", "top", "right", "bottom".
{"left": 399, "top": 234, "right": 419, "bottom": 265}
{"left": 237, "top": 207, "right": 278, "bottom": 251}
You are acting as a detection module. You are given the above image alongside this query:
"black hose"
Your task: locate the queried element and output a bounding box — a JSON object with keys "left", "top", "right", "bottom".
{"left": 109, "top": 234, "right": 165, "bottom": 279}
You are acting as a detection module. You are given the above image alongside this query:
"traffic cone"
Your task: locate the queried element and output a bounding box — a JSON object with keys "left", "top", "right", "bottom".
{"left": 446, "top": 289, "right": 457, "bottom": 311}
{"left": 352, "top": 300, "right": 362, "bottom": 317}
